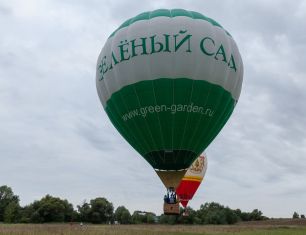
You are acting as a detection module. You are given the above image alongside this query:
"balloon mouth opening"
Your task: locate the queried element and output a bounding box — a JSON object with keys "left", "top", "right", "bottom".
{"left": 155, "top": 169, "right": 187, "bottom": 190}
{"left": 154, "top": 169, "right": 187, "bottom": 172}
{"left": 144, "top": 149, "right": 198, "bottom": 170}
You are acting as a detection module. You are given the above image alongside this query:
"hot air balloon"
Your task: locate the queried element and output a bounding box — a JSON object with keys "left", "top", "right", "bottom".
{"left": 96, "top": 9, "right": 243, "bottom": 214}
{"left": 176, "top": 154, "right": 208, "bottom": 215}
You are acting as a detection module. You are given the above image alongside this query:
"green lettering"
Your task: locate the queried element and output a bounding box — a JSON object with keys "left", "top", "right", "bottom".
{"left": 200, "top": 37, "right": 215, "bottom": 56}
{"left": 192, "top": 106, "right": 199, "bottom": 112}
{"left": 163, "top": 34, "right": 171, "bottom": 52}
{"left": 108, "top": 52, "right": 119, "bottom": 70}
{"left": 112, "top": 52, "right": 119, "bottom": 65}
{"left": 177, "top": 104, "right": 183, "bottom": 112}
{"left": 228, "top": 54, "right": 237, "bottom": 72}
{"left": 118, "top": 40, "right": 130, "bottom": 61}
{"left": 174, "top": 30, "right": 192, "bottom": 52}
{"left": 161, "top": 105, "right": 167, "bottom": 112}
{"left": 131, "top": 37, "right": 148, "bottom": 57}
{"left": 150, "top": 35, "right": 163, "bottom": 54}
{"left": 155, "top": 105, "right": 161, "bottom": 112}
{"left": 214, "top": 44, "right": 227, "bottom": 62}
{"left": 148, "top": 106, "right": 154, "bottom": 113}
{"left": 98, "top": 56, "right": 108, "bottom": 80}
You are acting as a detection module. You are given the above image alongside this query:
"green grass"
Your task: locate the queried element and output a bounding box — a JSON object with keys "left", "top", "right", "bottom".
{"left": 220, "top": 228, "right": 306, "bottom": 235}
{"left": 0, "top": 224, "right": 306, "bottom": 235}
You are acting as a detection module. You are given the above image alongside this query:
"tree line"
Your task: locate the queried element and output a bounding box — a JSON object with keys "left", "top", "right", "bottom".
{"left": 0, "top": 185, "right": 282, "bottom": 225}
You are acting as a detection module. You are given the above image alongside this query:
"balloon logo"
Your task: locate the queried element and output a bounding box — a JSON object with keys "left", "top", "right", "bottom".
{"left": 176, "top": 154, "right": 208, "bottom": 208}
{"left": 96, "top": 9, "right": 243, "bottom": 192}
{"left": 189, "top": 157, "right": 205, "bottom": 174}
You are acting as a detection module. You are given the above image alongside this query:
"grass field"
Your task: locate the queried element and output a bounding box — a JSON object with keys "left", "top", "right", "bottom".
{"left": 1, "top": 220, "right": 306, "bottom": 235}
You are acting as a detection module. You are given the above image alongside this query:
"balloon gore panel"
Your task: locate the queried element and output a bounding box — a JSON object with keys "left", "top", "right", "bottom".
{"left": 105, "top": 78, "right": 234, "bottom": 170}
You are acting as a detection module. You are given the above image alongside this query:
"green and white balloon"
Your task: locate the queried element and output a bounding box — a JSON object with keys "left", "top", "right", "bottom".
{"left": 96, "top": 9, "right": 243, "bottom": 173}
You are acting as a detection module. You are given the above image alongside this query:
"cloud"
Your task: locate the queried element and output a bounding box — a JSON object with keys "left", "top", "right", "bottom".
{"left": 0, "top": 0, "right": 306, "bottom": 218}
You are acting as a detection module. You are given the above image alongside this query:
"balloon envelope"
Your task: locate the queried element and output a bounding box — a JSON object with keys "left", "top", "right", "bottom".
{"left": 96, "top": 9, "right": 243, "bottom": 181}
{"left": 176, "top": 154, "right": 208, "bottom": 208}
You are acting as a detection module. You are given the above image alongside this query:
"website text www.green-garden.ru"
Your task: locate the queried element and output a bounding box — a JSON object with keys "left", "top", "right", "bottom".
{"left": 121, "top": 103, "right": 215, "bottom": 121}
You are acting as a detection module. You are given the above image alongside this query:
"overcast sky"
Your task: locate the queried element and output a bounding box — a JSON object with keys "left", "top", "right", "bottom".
{"left": 1, "top": 0, "right": 306, "bottom": 218}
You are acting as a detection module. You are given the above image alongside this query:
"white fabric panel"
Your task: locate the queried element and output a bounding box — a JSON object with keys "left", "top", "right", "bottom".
{"left": 97, "top": 16, "right": 243, "bottom": 107}
{"left": 184, "top": 154, "right": 208, "bottom": 179}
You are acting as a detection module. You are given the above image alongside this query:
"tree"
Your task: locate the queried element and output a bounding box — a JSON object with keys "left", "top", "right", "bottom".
{"left": 89, "top": 197, "right": 113, "bottom": 224}
{"left": 249, "top": 209, "right": 263, "bottom": 221}
{"left": 114, "top": 206, "right": 131, "bottom": 224}
{"left": 293, "top": 212, "right": 299, "bottom": 219}
{"left": 21, "top": 195, "right": 75, "bottom": 223}
{"left": 240, "top": 211, "right": 251, "bottom": 221}
{"left": 176, "top": 207, "right": 193, "bottom": 224}
{"left": 131, "top": 211, "right": 156, "bottom": 224}
{"left": 146, "top": 213, "right": 156, "bottom": 224}
{"left": 3, "top": 201, "right": 21, "bottom": 223}
{"left": 19, "top": 205, "right": 35, "bottom": 223}
{"left": 195, "top": 202, "right": 240, "bottom": 225}
{"left": 177, "top": 207, "right": 205, "bottom": 224}
{"left": 131, "top": 211, "right": 147, "bottom": 224}
{"left": 197, "top": 202, "right": 225, "bottom": 224}
{"left": 77, "top": 201, "right": 91, "bottom": 222}
{"left": 301, "top": 214, "right": 305, "bottom": 219}
{"left": 0, "top": 185, "right": 20, "bottom": 222}
{"left": 224, "top": 207, "right": 239, "bottom": 224}
{"left": 159, "top": 214, "right": 178, "bottom": 224}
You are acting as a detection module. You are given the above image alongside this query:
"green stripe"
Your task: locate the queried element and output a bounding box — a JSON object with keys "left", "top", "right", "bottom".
{"left": 109, "top": 9, "right": 231, "bottom": 39}
{"left": 105, "top": 78, "right": 235, "bottom": 170}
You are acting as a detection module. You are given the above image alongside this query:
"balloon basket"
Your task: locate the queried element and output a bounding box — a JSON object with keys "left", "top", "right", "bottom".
{"left": 182, "top": 211, "right": 189, "bottom": 217}
{"left": 163, "top": 202, "right": 180, "bottom": 215}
